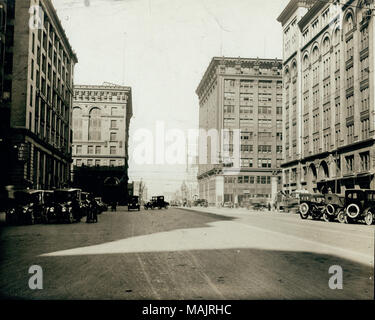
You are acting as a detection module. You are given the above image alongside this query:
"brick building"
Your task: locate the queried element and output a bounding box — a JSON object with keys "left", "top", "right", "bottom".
{"left": 1, "top": 0, "right": 78, "bottom": 190}
{"left": 196, "top": 57, "right": 283, "bottom": 207}
{"left": 277, "top": 0, "right": 375, "bottom": 194}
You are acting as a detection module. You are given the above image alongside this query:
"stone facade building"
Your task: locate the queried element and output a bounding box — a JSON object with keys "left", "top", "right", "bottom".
{"left": 1, "top": 0, "right": 77, "bottom": 190}
{"left": 196, "top": 57, "right": 283, "bottom": 207}
{"left": 72, "top": 83, "right": 132, "bottom": 169}
{"left": 278, "top": 0, "right": 375, "bottom": 194}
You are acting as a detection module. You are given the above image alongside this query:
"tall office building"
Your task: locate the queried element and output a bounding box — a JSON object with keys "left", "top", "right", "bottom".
{"left": 277, "top": 0, "right": 375, "bottom": 193}
{"left": 71, "top": 83, "right": 132, "bottom": 200}
{"left": 196, "top": 57, "right": 283, "bottom": 207}
{"left": 1, "top": 0, "right": 78, "bottom": 189}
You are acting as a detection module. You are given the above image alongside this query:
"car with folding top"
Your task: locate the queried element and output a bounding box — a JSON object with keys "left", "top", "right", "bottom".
{"left": 298, "top": 193, "right": 326, "bottom": 220}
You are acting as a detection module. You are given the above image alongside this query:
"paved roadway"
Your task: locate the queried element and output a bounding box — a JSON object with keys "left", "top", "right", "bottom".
{"left": 0, "top": 206, "right": 373, "bottom": 299}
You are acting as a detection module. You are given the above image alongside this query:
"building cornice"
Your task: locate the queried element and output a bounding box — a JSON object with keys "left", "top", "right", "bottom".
{"left": 277, "top": 0, "right": 315, "bottom": 26}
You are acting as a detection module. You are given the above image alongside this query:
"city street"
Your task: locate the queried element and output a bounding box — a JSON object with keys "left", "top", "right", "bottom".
{"left": 0, "top": 207, "right": 373, "bottom": 300}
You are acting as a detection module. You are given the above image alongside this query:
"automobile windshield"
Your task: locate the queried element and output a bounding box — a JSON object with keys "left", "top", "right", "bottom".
{"left": 54, "top": 191, "right": 73, "bottom": 203}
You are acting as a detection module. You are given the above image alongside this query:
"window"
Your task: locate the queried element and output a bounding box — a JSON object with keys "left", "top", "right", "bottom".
{"left": 89, "top": 108, "right": 101, "bottom": 140}
{"left": 360, "top": 152, "right": 370, "bottom": 171}
{"left": 87, "top": 159, "right": 93, "bottom": 167}
{"left": 345, "top": 155, "right": 354, "bottom": 173}
{"left": 110, "top": 160, "right": 116, "bottom": 167}
{"left": 76, "top": 159, "right": 82, "bottom": 167}
{"left": 110, "top": 146, "right": 116, "bottom": 155}
{"left": 95, "top": 160, "right": 101, "bottom": 166}
{"left": 88, "top": 146, "right": 94, "bottom": 154}
{"left": 95, "top": 146, "right": 101, "bottom": 154}
{"left": 76, "top": 145, "right": 82, "bottom": 154}
{"left": 258, "top": 158, "right": 271, "bottom": 168}
{"left": 110, "top": 132, "right": 117, "bottom": 141}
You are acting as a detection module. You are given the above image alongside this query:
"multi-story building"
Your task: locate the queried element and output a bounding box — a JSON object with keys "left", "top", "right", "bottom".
{"left": 196, "top": 57, "right": 283, "bottom": 207}
{"left": 72, "top": 83, "right": 132, "bottom": 168}
{"left": 278, "top": 0, "right": 375, "bottom": 194}
{"left": 71, "top": 83, "right": 132, "bottom": 200}
{"left": 1, "top": 0, "right": 78, "bottom": 190}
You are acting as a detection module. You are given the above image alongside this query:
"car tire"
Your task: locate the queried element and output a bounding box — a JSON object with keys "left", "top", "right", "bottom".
{"left": 364, "top": 210, "right": 374, "bottom": 226}
{"left": 326, "top": 204, "right": 336, "bottom": 216}
{"left": 299, "top": 203, "right": 309, "bottom": 219}
{"left": 346, "top": 203, "right": 360, "bottom": 219}
{"left": 337, "top": 210, "right": 346, "bottom": 224}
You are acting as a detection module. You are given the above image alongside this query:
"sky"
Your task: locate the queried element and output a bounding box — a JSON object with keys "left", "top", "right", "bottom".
{"left": 52, "top": 0, "right": 290, "bottom": 196}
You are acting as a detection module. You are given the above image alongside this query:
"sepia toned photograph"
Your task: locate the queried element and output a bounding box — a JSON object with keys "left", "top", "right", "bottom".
{"left": 0, "top": 0, "right": 374, "bottom": 306}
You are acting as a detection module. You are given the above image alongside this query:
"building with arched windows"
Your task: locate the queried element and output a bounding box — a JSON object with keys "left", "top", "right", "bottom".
{"left": 278, "top": 0, "right": 375, "bottom": 194}
{"left": 71, "top": 83, "right": 132, "bottom": 201}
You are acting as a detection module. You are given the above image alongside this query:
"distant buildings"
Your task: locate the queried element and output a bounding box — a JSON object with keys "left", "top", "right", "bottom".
{"left": 278, "top": 0, "right": 375, "bottom": 193}
{"left": 71, "top": 83, "right": 133, "bottom": 201}
{"left": 0, "top": 0, "right": 78, "bottom": 190}
{"left": 196, "top": 57, "right": 283, "bottom": 207}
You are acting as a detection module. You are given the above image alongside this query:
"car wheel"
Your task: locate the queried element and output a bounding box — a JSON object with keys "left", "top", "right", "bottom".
{"left": 364, "top": 210, "right": 374, "bottom": 226}
{"left": 299, "top": 203, "right": 309, "bottom": 219}
{"left": 337, "top": 210, "right": 346, "bottom": 224}
{"left": 346, "top": 203, "right": 361, "bottom": 219}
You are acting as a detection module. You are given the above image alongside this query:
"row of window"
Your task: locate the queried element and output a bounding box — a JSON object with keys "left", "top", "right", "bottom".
{"left": 74, "top": 145, "right": 119, "bottom": 155}
{"left": 224, "top": 176, "right": 272, "bottom": 184}
{"left": 74, "top": 159, "right": 124, "bottom": 167}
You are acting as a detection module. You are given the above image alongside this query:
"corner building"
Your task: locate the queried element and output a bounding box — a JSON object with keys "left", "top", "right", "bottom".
{"left": 1, "top": 0, "right": 77, "bottom": 189}
{"left": 278, "top": 0, "right": 375, "bottom": 193}
{"left": 196, "top": 57, "right": 283, "bottom": 207}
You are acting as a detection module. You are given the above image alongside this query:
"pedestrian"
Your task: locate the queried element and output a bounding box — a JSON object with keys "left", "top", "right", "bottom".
{"left": 111, "top": 201, "right": 117, "bottom": 212}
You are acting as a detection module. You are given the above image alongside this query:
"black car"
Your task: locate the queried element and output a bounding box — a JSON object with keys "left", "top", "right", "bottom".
{"left": 154, "top": 196, "right": 169, "bottom": 209}
{"left": 52, "top": 188, "right": 85, "bottom": 223}
{"left": 94, "top": 197, "right": 108, "bottom": 213}
{"left": 344, "top": 189, "right": 375, "bottom": 225}
{"left": 128, "top": 196, "right": 140, "bottom": 211}
{"left": 144, "top": 199, "right": 155, "bottom": 210}
{"left": 5, "top": 189, "right": 45, "bottom": 225}
{"left": 298, "top": 193, "right": 326, "bottom": 220}
{"left": 324, "top": 193, "right": 346, "bottom": 223}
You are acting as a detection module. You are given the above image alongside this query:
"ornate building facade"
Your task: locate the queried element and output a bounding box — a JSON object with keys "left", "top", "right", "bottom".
{"left": 278, "top": 0, "right": 375, "bottom": 193}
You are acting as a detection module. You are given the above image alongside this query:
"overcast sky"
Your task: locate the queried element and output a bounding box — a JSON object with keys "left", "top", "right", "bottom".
{"left": 52, "top": 0, "right": 290, "bottom": 196}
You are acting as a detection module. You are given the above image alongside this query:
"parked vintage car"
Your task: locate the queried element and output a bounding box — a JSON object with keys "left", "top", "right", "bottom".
{"left": 94, "top": 197, "right": 108, "bottom": 213}
{"left": 128, "top": 195, "right": 140, "bottom": 211}
{"left": 194, "top": 199, "right": 208, "bottom": 207}
{"left": 5, "top": 189, "right": 45, "bottom": 225}
{"left": 344, "top": 189, "right": 375, "bottom": 225}
{"left": 298, "top": 193, "right": 326, "bottom": 220}
{"left": 324, "top": 193, "right": 346, "bottom": 223}
{"left": 52, "top": 188, "right": 85, "bottom": 223}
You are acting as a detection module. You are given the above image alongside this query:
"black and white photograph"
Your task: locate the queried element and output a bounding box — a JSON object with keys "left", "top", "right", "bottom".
{"left": 0, "top": 0, "right": 374, "bottom": 308}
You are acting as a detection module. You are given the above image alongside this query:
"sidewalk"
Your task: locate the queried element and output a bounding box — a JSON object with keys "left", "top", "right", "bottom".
{"left": 179, "top": 206, "right": 297, "bottom": 218}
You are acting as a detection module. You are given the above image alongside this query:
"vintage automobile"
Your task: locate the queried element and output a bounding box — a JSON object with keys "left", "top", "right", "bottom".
{"left": 5, "top": 189, "right": 45, "bottom": 225}
{"left": 324, "top": 193, "right": 346, "bottom": 223}
{"left": 152, "top": 196, "right": 169, "bottom": 209}
{"left": 94, "top": 197, "right": 108, "bottom": 213}
{"left": 298, "top": 193, "right": 326, "bottom": 220}
{"left": 344, "top": 189, "right": 375, "bottom": 225}
{"left": 128, "top": 195, "right": 140, "bottom": 211}
{"left": 144, "top": 198, "right": 155, "bottom": 210}
{"left": 194, "top": 199, "right": 208, "bottom": 207}
{"left": 52, "top": 188, "right": 85, "bottom": 223}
